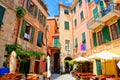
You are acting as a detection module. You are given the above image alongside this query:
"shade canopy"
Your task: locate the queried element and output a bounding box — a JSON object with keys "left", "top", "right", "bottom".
{"left": 10, "top": 51, "right": 17, "bottom": 73}
{"left": 72, "top": 56, "right": 88, "bottom": 62}
{"left": 47, "top": 56, "right": 51, "bottom": 78}
{"left": 88, "top": 51, "right": 120, "bottom": 60}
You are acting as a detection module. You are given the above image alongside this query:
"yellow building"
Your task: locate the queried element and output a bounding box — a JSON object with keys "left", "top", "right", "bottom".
{"left": 59, "top": 2, "right": 74, "bottom": 72}
{"left": 87, "top": 0, "right": 120, "bottom": 77}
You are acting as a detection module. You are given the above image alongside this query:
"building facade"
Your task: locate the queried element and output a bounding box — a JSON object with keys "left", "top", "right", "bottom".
{"left": 87, "top": 0, "right": 120, "bottom": 76}
{"left": 0, "top": 0, "right": 49, "bottom": 74}
{"left": 17, "top": 0, "right": 49, "bottom": 74}
{"left": 46, "top": 17, "right": 60, "bottom": 73}
{"left": 0, "top": 0, "right": 20, "bottom": 67}
{"left": 59, "top": 2, "right": 74, "bottom": 73}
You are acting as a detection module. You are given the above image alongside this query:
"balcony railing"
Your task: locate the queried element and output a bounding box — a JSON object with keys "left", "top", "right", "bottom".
{"left": 87, "top": 3, "right": 120, "bottom": 29}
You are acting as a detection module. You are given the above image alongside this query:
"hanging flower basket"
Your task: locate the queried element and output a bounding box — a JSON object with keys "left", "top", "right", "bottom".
{"left": 16, "top": 6, "right": 26, "bottom": 19}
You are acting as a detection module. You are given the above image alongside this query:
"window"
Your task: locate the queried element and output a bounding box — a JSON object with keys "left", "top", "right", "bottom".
{"left": 64, "top": 9, "right": 69, "bottom": 14}
{"left": 73, "top": 7, "right": 76, "bottom": 14}
{"left": 80, "top": 11, "right": 84, "bottom": 20}
{"left": 110, "top": 22, "right": 120, "bottom": 40}
{"left": 102, "top": 26, "right": 111, "bottom": 43}
{"left": 87, "top": 0, "right": 91, "bottom": 4}
{"left": 46, "top": 25, "right": 49, "bottom": 31}
{"left": 20, "top": 20, "right": 35, "bottom": 43}
{"left": 97, "top": 31, "right": 104, "bottom": 45}
{"left": 93, "top": 33, "right": 97, "bottom": 47}
{"left": 100, "top": 1, "right": 104, "bottom": 10}
{"left": 27, "top": 0, "right": 38, "bottom": 17}
{"left": 64, "top": 21, "right": 69, "bottom": 30}
{"left": 37, "top": 31, "right": 43, "bottom": 47}
{"left": 79, "top": 0, "right": 82, "bottom": 6}
{"left": 82, "top": 32, "right": 86, "bottom": 43}
{"left": 0, "top": 5, "right": 5, "bottom": 26}
{"left": 38, "top": 10, "right": 46, "bottom": 26}
{"left": 93, "top": 7, "right": 99, "bottom": 19}
{"left": 75, "top": 38, "right": 78, "bottom": 48}
{"left": 74, "top": 19, "right": 77, "bottom": 27}
{"left": 54, "top": 38, "right": 60, "bottom": 47}
{"left": 65, "top": 40, "right": 70, "bottom": 51}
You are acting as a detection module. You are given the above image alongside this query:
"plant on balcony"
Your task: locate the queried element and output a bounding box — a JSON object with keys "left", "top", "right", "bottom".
{"left": 16, "top": 6, "right": 26, "bottom": 19}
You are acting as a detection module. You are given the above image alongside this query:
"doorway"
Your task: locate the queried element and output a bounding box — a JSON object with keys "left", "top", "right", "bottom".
{"left": 54, "top": 51, "right": 60, "bottom": 73}
{"left": 64, "top": 57, "right": 72, "bottom": 73}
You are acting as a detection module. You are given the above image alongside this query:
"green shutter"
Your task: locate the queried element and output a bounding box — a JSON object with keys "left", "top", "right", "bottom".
{"left": 38, "top": 11, "right": 42, "bottom": 23}
{"left": 43, "top": 16, "right": 46, "bottom": 27}
{"left": 93, "top": 33, "right": 97, "bottom": 47}
{"left": 82, "top": 32, "right": 86, "bottom": 43}
{"left": 93, "top": 7, "right": 99, "bottom": 19}
{"left": 87, "top": 0, "right": 91, "bottom": 3}
{"left": 75, "top": 38, "right": 78, "bottom": 48}
{"left": 74, "top": 7, "right": 76, "bottom": 14}
{"left": 54, "top": 38, "right": 59, "bottom": 47}
{"left": 0, "top": 5, "right": 5, "bottom": 25}
{"left": 27, "top": 0, "right": 31, "bottom": 11}
{"left": 79, "top": 0, "right": 82, "bottom": 6}
{"left": 33, "top": 6, "right": 38, "bottom": 18}
{"left": 96, "top": 60, "right": 102, "bottom": 75}
{"left": 37, "top": 31, "right": 43, "bottom": 47}
{"left": 30, "top": 26, "right": 35, "bottom": 43}
{"left": 20, "top": 20, "right": 26, "bottom": 38}
{"left": 102, "top": 26, "right": 111, "bottom": 43}
{"left": 65, "top": 21, "right": 69, "bottom": 30}
{"left": 117, "top": 19, "right": 120, "bottom": 35}
{"left": 100, "top": 1, "right": 104, "bottom": 10}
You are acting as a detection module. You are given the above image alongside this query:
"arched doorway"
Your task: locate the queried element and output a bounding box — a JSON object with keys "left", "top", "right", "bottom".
{"left": 54, "top": 51, "right": 60, "bottom": 73}
{"left": 64, "top": 57, "right": 72, "bottom": 73}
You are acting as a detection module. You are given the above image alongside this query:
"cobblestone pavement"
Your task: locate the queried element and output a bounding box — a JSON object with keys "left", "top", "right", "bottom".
{"left": 54, "top": 74, "right": 75, "bottom": 80}
{"left": 49, "top": 74, "right": 76, "bottom": 80}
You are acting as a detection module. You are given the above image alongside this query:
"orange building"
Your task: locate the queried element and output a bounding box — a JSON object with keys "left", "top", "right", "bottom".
{"left": 46, "top": 17, "right": 60, "bottom": 73}
{"left": 17, "top": 0, "right": 49, "bottom": 74}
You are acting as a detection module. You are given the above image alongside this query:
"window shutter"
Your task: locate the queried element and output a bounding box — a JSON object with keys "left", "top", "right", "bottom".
{"left": 34, "top": 6, "right": 38, "bottom": 18}
{"left": 100, "top": 1, "right": 104, "bottom": 10}
{"left": 82, "top": 32, "right": 86, "bottom": 43}
{"left": 93, "top": 7, "right": 99, "bottom": 19}
{"left": 87, "top": 0, "right": 91, "bottom": 3}
{"left": 43, "top": 16, "right": 46, "bottom": 27}
{"left": 30, "top": 26, "right": 35, "bottom": 43}
{"left": 38, "top": 11, "right": 42, "bottom": 23}
{"left": 64, "top": 21, "right": 69, "bottom": 30}
{"left": 37, "top": 31, "right": 43, "bottom": 47}
{"left": 20, "top": 20, "right": 26, "bottom": 38}
{"left": 27, "top": 0, "right": 31, "bottom": 11}
{"left": 93, "top": 33, "right": 97, "bottom": 47}
{"left": 75, "top": 38, "right": 78, "bottom": 48}
{"left": 117, "top": 19, "right": 120, "bottom": 35}
{"left": 79, "top": 0, "right": 82, "bottom": 6}
{"left": 102, "top": 26, "right": 111, "bottom": 43}
{"left": 0, "top": 5, "right": 5, "bottom": 25}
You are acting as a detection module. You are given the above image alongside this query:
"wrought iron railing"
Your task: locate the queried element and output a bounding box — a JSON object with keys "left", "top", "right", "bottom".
{"left": 87, "top": 3, "right": 120, "bottom": 28}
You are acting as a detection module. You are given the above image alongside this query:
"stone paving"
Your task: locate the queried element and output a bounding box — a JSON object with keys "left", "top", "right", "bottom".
{"left": 45, "top": 73, "right": 76, "bottom": 80}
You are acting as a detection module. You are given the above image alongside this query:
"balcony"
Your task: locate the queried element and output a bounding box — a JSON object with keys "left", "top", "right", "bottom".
{"left": 87, "top": 3, "right": 120, "bottom": 29}
{"left": 89, "top": 38, "right": 120, "bottom": 56}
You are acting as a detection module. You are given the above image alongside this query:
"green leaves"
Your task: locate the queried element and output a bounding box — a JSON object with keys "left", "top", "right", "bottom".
{"left": 16, "top": 6, "right": 26, "bottom": 19}
{"left": 5, "top": 44, "right": 45, "bottom": 59}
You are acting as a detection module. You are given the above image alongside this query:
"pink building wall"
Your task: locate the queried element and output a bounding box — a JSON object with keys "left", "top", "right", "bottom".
{"left": 72, "top": 0, "right": 91, "bottom": 56}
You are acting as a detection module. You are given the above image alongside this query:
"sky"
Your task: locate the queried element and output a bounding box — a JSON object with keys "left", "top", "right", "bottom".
{"left": 44, "top": 0, "right": 73, "bottom": 17}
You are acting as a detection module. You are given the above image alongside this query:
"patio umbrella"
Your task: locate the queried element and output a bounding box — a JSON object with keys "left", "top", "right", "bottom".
{"left": 72, "top": 56, "right": 88, "bottom": 62}
{"left": 87, "top": 51, "right": 120, "bottom": 75}
{"left": 47, "top": 55, "right": 51, "bottom": 78}
{"left": 9, "top": 51, "right": 17, "bottom": 73}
